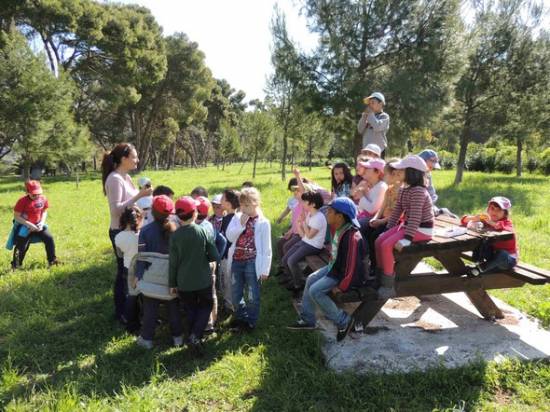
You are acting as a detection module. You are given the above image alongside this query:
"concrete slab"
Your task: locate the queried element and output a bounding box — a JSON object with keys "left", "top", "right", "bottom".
{"left": 293, "top": 263, "right": 550, "bottom": 373}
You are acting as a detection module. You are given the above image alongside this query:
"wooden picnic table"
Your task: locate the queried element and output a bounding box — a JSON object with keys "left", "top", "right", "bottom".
{"left": 305, "top": 215, "right": 550, "bottom": 327}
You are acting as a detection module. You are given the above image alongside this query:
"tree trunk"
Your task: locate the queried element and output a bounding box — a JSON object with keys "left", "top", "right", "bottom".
{"left": 516, "top": 137, "right": 523, "bottom": 177}
{"left": 454, "top": 128, "right": 470, "bottom": 186}
{"left": 308, "top": 136, "right": 313, "bottom": 171}
{"left": 253, "top": 150, "right": 258, "bottom": 179}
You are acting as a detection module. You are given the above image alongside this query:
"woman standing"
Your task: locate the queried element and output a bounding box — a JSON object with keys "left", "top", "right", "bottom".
{"left": 101, "top": 143, "right": 152, "bottom": 324}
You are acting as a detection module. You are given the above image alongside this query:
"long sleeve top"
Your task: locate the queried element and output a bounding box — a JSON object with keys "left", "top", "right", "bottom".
{"left": 326, "top": 225, "right": 366, "bottom": 292}
{"left": 104, "top": 171, "right": 138, "bottom": 230}
{"left": 358, "top": 180, "right": 388, "bottom": 216}
{"left": 136, "top": 221, "right": 170, "bottom": 279}
{"left": 357, "top": 111, "right": 390, "bottom": 150}
{"left": 387, "top": 186, "right": 434, "bottom": 241}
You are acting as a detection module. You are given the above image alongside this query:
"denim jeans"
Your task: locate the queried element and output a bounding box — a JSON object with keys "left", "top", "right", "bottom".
{"left": 232, "top": 259, "right": 260, "bottom": 327}
{"left": 282, "top": 240, "right": 323, "bottom": 288}
{"left": 109, "top": 229, "right": 126, "bottom": 320}
{"left": 300, "top": 266, "right": 350, "bottom": 329}
{"left": 13, "top": 227, "right": 56, "bottom": 266}
{"left": 481, "top": 250, "right": 517, "bottom": 273}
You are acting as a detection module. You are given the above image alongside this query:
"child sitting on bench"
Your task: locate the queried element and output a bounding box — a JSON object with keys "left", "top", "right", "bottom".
{"left": 460, "top": 196, "right": 518, "bottom": 277}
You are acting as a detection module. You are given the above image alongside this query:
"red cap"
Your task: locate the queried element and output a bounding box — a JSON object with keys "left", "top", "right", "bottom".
{"left": 152, "top": 195, "right": 174, "bottom": 215}
{"left": 175, "top": 196, "right": 199, "bottom": 215}
{"left": 25, "top": 180, "right": 43, "bottom": 195}
{"left": 196, "top": 196, "right": 211, "bottom": 216}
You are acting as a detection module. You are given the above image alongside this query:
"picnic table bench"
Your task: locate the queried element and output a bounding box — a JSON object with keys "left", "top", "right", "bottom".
{"left": 304, "top": 215, "right": 550, "bottom": 327}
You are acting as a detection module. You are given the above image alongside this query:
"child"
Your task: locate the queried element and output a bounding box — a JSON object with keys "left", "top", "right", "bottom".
{"left": 293, "top": 168, "right": 331, "bottom": 204}
{"left": 360, "top": 143, "right": 382, "bottom": 159}
{"left": 356, "top": 158, "right": 388, "bottom": 220}
{"left": 287, "top": 197, "right": 366, "bottom": 342}
{"left": 153, "top": 185, "right": 175, "bottom": 198}
{"left": 226, "top": 188, "right": 272, "bottom": 331}
{"left": 282, "top": 191, "right": 328, "bottom": 291}
{"left": 350, "top": 156, "right": 370, "bottom": 204}
{"left": 219, "top": 189, "right": 240, "bottom": 310}
{"left": 461, "top": 197, "right": 518, "bottom": 276}
{"left": 375, "top": 155, "right": 434, "bottom": 298}
{"left": 276, "top": 177, "right": 309, "bottom": 224}
{"left": 169, "top": 196, "right": 219, "bottom": 354}
{"left": 12, "top": 180, "right": 58, "bottom": 269}
{"left": 330, "top": 162, "right": 353, "bottom": 199}
{"left": 362, "top": 159, "right": 402, "bottom": 275}
{"left": 136, "top": 177, "right": 154, "bottom": 226}
{"left": 114, "top": 205, "right": 144, "bottom": 333}
{"left": 357, "top": 92, "right": 390, "bottom": 157}
{"left": 191, "top": 186, "right": 208, "bottom": 199}
{"left": 135, "top": 195, "right": 183, "bottom": 349}
{"left": 209, "top": 194, "right": 225, "bottom": 232}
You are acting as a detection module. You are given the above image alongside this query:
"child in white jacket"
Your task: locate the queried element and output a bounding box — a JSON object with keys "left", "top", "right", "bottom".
{"left": 226, "top": 187, "right": 272, "bottom": 331}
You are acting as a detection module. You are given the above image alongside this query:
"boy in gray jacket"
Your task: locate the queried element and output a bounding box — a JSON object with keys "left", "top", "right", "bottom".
{"left": 357, "top": 92, "right": 390, "bottom": 157}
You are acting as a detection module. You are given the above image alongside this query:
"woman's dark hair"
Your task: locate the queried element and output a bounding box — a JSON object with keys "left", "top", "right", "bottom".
{"left": 101, "top": 143, "right": 136, "bottom": 195}
{"left": 152, "top": 208, "right": 176, "bottom": 240}
{"left": 404, "top": 168, "right": 426, "bottom": 187}
{"left": 301, "top": 191, "right": 324, "bottom": 210}
{"left": 191, "top": 186, "right": 208, "bottom": 198}
{"left": 223, "top": 189, "right": 240, "bottom": 210}
{"left": 331, "top": 162, "right": 353, "bottom": 192}
{"left": 119, "top": 205, "right": 142, "bottom": 232}
{"left": 241, "top": 181, "right": 254, "bottom": 188}
{"left": 153, "top": 185, "right": 174, "bottom": 197}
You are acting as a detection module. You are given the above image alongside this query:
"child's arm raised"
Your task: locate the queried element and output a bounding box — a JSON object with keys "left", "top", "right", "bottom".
{"left": 276, "top": 206, "right": 291, "bottom": 224}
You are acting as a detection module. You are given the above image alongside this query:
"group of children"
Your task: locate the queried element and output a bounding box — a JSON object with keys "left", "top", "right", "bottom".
{"left": 279, "top": 145, "right": 518, "bottom": 340}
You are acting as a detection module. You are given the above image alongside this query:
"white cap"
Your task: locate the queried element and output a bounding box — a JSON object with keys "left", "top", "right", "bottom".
{"left": 364, "top": 92, "right": 386, "bottom": 105}
{"left": 136, "top": 196, "right": 153, "bottom": 210}
{"left": 212, "top": 194, "right": 223, "bottom": 204}
{"left": 362, "top": 143, "right": 382, "bottom": 157}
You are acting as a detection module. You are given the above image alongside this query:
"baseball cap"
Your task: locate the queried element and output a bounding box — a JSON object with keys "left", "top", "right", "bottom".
{"left": 136, "top": 196, "right": 153, "bottom": 210}
{"left": 137, "top": 176, "right": 151, "bottom": 187}
{"left": 359, "top": 158, "right": 386, "bottom": 174}
{"left": 25, "top": 180, "right": 43, "bottom": 195}
{"left": 363, "top": 92, "right": 386, "bottom": 105}
{"left": 196, "top": 196, "right": 211, "bottom": 216}
{"left": 489, "top": 196, "right": 512, "bottom": 210}
{"left": 390, "top": 155, "right": 428, "bottom": 172}
{"left": 329, "top": 197, "right": 360, "bottom": 228}
{"left": 362, "top": 143, "right": 382, "bottom": 157}
{"left": 175, "top": 196, "right": 199, "bottom": 215}
{"left": 211, "top": 194, "right": 223, "bottom": 204}
{"left": 417, "top": 150, "right": 441, "bottom": 169}
{"left": 152, "top": 195, "right": 174, "bottom": 214}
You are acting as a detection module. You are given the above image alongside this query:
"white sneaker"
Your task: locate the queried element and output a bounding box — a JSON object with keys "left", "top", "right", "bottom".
{"left": 173, "top": 335, "right": 183, "bottom": 347}
{"left": 136, "top": 336, "right": 153, "bottom": 349}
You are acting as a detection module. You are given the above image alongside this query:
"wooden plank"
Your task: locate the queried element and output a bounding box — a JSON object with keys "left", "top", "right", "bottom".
{"left": 466, "top": 289, "right": 504, "bottom": 320}
{"left": 395, "top": 272, "right": 525, "bottom": 296}
{"left": 304, "top": 255, "right": 327, "bottom": 272}
{"left": 510, "top": 267, "right": 548, "bottom": 285}
{"left": 352, "top": 298, "right": 388, "bottom": 328}
{"left": 517, "top": 262, "right": 550, "bottom": 279}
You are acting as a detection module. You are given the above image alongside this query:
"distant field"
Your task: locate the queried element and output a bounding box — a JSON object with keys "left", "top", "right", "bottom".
{"left": 0, "top": 163, "right": 548, "bottom": 411}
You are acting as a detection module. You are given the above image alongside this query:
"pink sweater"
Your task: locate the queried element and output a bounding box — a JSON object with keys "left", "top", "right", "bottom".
{"left": 105, "top": 171, "right": 138, "bottom": 230}
{"left": 387, "top": 186, "right": 434, "bottom": 241}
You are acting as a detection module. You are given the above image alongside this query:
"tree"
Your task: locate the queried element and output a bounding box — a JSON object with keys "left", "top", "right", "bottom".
{"left": 0, "top": 29, "right": 90, "bottom": 177}
{"left": 240, "top": 111, "right": 275, "bottom": 178}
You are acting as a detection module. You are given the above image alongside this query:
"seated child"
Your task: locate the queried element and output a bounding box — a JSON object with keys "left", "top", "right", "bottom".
{"left": 350, "top": 155, "right": 370, "bottom": 204}
{"left": 281, "top": 191, "right": 328, "bottom": 291}
{"left": 461, "top": 196, "right": 518, "bottom": 276}
{"left": 135, "top": 195, "right": 183, "bottom": 349}
{"left": 362, "top": 159, "right": 402, "bottom": 275}
{"left": 226, "top": 188, "right": 272, "bottom": 331}
{"left": 153, "top": 185, "right": 175, "bottom": 198}
{"left": 287, "top": 197, "right": 366, "bottom": 342}
{"left": 11, "top": 180, "right": 59, "bottom": 269}
{"left": 360, "top": 143, "right": 382, "bottom": 159}
{"left": 375, "top": 155, "right": 434, "bottom": 298}
{"left": 330, "top": 162, "right": 353, "bottom": 199}
{"left": 356, "top": 158, "right": 387, "bottom": 220}
{"left": 293, "top": 168, "right": 331, "bottom": 204}
{"left": 115, "top": 205, "right": 144, "bottom": 333}
{"left": 170, "top": 196, "right": 219, "bottom": 354}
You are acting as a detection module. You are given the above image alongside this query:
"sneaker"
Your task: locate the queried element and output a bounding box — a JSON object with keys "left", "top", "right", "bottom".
{"left": 173, "top": 335, "right": 183, "bottom": 347}
{"left": 336, "top": 317, "right": 356, "bottom": 342}
{"left": 136, "top": 336, "right": 153, "bottom": 349}
{"left": 465, "top": 266, "right": 481, "bottom": 278}
{"left": 48, "top": 259, "right": 61, "bottom": 268}
{"left": 286, "top": 319, "right": 316, "bottom": 330}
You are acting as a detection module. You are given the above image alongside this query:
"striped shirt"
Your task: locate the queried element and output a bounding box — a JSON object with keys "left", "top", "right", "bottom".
{"left": 387, "top": 186, "right": 434, "bottom": 241}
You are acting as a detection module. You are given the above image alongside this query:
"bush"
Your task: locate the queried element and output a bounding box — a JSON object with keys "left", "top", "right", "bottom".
{"left": 540, "top": 148, "right": 550, "bottom": 175}
{"left": 494, "top": 146, "right": 516, "bottom": 174}
{"left": 526, "top": 157, "right": 538, "bottom": 173}
{"left": 437, "top": 149, "right": 456, "bottom": 170}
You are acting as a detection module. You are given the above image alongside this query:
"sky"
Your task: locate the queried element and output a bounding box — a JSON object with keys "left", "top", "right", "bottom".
{"left": 115, "top": 0, "right": 318, "bottom": 102}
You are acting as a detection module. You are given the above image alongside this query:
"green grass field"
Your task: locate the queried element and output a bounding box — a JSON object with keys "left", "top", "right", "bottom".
{"left": 0, "top": 163, "right": 549, "bottom": 411}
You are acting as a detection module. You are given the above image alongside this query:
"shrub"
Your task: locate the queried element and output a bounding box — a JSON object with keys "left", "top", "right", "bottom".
{"left": 540, "top": 148, "right": 550, "bottom": 175}
{"left": 526, "top": 157, "right": 538, "bottom": 173}
{"left": 494, "top": 146, "right": 516, "bottom": 174}
{"left": 437, "top": 150, "right": 456, "bottom": 170}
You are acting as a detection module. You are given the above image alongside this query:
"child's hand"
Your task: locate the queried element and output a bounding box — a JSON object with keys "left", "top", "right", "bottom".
{"left": 240, "top": 213, "right": 250, "bottom": 226}
{"left": 369, "top": 219, "right": 383, "bottom": 228}
{"left": 331, "top": 287, "right": 342, "bottom": 295}
{"left": 27, "top": 223, "right": 40, "bottom": 232}
{"left": 138, "top": 186, "right": 153, "bottom": 199}
{"left": 292, "top": 168, "right": 301, "bottom": 177}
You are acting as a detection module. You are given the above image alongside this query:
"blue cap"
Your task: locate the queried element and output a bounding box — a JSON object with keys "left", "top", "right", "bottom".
{"left": 417, "top": 149, "right": 441, "bottom": 169}
{"left": 329, "top": 197, "right": 360, "bottom": 228}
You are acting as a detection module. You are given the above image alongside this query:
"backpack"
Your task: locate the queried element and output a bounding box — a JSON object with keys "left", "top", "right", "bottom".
{"left": 128, "top": 252, "right": 177, "bottom": 301}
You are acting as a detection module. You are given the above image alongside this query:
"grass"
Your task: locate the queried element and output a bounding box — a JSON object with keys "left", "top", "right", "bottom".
{"left": 0, "top": 163, "right": 549, "bottom": 411}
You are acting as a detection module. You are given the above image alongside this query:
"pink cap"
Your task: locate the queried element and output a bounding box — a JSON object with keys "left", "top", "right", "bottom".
{"left": 390, "top": 155, "right": 428, "bottom": 172}
{"left": 489, "top": 196, "right": 512, "bottom": 210}
{"left": 359, "top": 158, "right": 386, "bottom": 173}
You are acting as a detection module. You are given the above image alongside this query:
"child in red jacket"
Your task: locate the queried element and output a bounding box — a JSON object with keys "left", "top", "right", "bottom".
{"left": 461, "top": 196, "right": 518, "bottom": 277}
